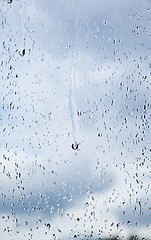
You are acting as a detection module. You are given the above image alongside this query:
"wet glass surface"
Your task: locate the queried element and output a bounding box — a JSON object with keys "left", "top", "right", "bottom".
{"left": 0, "top": 0, "right": 151, "bottom": 239}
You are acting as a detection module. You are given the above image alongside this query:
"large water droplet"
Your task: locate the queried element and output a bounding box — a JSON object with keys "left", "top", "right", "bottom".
{"left": 71, "top": 142, "right": 79, "bottom": 150}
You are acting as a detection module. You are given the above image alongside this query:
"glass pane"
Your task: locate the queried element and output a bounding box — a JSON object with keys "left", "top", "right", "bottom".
{"left": 0, "top": 0, "right": 151, "bottom": 239}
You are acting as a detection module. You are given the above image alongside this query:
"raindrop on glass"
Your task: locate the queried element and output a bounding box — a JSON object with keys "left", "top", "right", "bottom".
{"left": 71, "top": 142, "right": 79, "bottom": 150}
{"left": 22, "top": 49, "right": 25, "bottom": 56}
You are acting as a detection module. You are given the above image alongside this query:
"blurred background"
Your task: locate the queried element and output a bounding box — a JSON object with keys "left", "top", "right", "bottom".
{"left": 0, "top": 0, "right": 151, "bottom": 239}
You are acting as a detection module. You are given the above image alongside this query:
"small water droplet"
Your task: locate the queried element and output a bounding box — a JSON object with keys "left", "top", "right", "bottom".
{"left": 71, "top": 142, "right": 79, "bottom": 150}
{"left": 113, "top": 39, "right": 116, "bottom": 44}
{"left": 19, "top": 49, "right": 25, "bottom": 57}
{"left": 77, "top": 110, "right": 81, "bottom": 116}
{"left": 22, "top": 49, "right": 25, "bottom": 56}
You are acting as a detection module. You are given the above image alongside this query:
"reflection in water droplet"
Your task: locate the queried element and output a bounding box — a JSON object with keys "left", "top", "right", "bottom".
{"left": 7, "top": 0, "right": 12, "bottom": 4}
{"left": 71, "top": 142, "right": 79, "bottom": 150}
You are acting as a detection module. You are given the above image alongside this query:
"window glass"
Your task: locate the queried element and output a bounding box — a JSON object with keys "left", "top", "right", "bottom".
{"left": 0, "top": 0, "right": 151, "bottom": 239}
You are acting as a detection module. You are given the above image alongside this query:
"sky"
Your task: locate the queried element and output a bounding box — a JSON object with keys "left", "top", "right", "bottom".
{"left": 0, "top": 0, "right": 151, "bottom": 239}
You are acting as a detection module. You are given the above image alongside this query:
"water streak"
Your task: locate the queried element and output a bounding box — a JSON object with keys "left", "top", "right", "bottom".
{"left": 69, "top": 4, "right": 79, "bottom": 143}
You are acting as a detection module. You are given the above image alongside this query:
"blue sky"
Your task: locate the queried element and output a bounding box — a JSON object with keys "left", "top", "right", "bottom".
{"left": 0, "top": 0, "right": 151, "bottom": 239}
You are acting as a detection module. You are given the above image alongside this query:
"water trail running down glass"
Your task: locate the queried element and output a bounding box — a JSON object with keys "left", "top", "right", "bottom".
{"left": 69, "top": 5, "right": 79, "bottom": 148}
{"left": 19, "top": 1, "right": 25, "bottom": 55}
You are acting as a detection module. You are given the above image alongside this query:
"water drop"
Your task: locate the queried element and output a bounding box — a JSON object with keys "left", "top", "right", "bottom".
{"left": 7, "top": 0, "right": 12, "bottom": 3}
{"left": 113, "top": 39, "right": 116, "bottom": 44}
{"left": 77, "top": 110, "right": 81, "bottom": 116}
{"left": 71, "top": 142, "right": 79, "bottom": 150}
{"left": 19, "top": 49, "right": 25, "bottom": 57}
